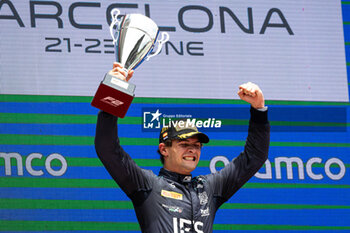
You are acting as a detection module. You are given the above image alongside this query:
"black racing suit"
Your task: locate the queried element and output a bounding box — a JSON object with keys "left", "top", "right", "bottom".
{"left": 95, "top": 107, "right": 270, "bottom": 233}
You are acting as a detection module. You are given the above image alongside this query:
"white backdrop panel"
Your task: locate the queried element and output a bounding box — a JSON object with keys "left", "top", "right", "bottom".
{"left": 0, "top": 0, "right": 348, "bottom": 101}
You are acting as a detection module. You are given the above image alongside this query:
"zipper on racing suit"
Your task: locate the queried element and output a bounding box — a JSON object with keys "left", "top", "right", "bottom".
{"left": 185, "top": 183, "right": 195, "bottom": 232}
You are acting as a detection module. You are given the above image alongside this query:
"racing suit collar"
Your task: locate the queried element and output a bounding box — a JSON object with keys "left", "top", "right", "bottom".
{"left": 159, "top": 168, "right": 192, "bottom": 183}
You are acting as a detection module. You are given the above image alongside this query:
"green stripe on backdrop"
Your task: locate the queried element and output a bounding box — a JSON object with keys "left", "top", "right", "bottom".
{"left": 0, "top": 177, "right": 118, "bottom": 188}
{"left": 0, "top": 221, "right": 140, "bottom": 231}
{"left": 1, "top": 177, "right": 349, "bottom": 189}
{"left": 2, "top": 134, "right": 350, "bottom": 147}
{"left": 0, "top": 113, "right": 98, "bottom": 124}
{"left": 0, "top": 157, "right": 162, "bottom": 167}
{"left": 0, "top": 199, "right": 349, "bottom": 210}
{"left": 0, "top": 113, "right": 138, "bottom": 125}
{"left": 0, "top": 199, "right": 133, "bottom": 209}
{"left": 0, "top": 95, "right": 93, "bottom": 103}
{"left": 1, "top": 157, "right": 348, "bottom": 168}
{"left": 221, "top": 203, "right": 350, "bottom": 210}
{"left": 0, "top": 94, "right": 349, "bottom": 106}
{"left": 0, "top": 220, "right": 349, "bottom": 231}
{"left": 213, "top": 224, "right": 350, "bottom": 231}
{"left": 1, "top": 113, "right": 349, "bottom": 127}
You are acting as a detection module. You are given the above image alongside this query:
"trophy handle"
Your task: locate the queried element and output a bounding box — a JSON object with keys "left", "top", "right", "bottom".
{"left": 146, "top": 32, "right": 170, "bottom": 61}
{"left": 109, "top": 8, "right": 122, "bottom": 45}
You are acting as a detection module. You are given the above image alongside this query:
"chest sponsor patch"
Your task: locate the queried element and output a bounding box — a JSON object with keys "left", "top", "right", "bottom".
{"left": 198, "top": 191, "right": 208, "bottom": 205}
{"left": 200, "top": 207, "right": 210, "bottom": 217}
{"left": 161, "top": 190, "right": 183, "bottom": 200}
{"left": 162, "top": 204, "right": 183, "bottom": 213}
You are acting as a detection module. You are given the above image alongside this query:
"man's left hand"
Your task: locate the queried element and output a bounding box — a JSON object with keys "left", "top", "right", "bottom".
{"left": 237, "top": 82, "right": 265, "bottom": 109}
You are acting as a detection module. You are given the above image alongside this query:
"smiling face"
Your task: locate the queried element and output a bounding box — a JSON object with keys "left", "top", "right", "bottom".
{"left": 159, "top": 136, "right": 202, "bottom": 175}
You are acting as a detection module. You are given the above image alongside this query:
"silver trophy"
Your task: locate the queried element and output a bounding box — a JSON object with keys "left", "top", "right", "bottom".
{"left": 91, "top": 8, "right": 169, "bottom": 118}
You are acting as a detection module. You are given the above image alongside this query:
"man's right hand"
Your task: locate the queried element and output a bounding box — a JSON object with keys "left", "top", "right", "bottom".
{"left": 108, "top": 62, "right": 134, "bottom": 82}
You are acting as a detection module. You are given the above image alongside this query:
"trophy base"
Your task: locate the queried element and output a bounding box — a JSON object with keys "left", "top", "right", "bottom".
{"left": 91, "top": 73, "right": 136, "bottom": 118}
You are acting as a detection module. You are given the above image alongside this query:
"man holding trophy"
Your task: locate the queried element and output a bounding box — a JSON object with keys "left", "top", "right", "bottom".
{"left": 93, "top": 8, "right": 270, "bottom": 233}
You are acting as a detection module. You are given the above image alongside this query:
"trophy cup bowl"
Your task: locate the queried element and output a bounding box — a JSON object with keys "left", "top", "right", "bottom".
{"left": 91, "top": 9, "right": 169, "bottom": 118}
{"left": 117, "top": 14, "right": 158, "bottom": 70}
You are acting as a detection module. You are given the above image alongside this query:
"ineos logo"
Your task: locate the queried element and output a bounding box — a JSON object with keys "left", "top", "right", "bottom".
{"left": 173, "top": 218, "right": 203, "bottom": 233}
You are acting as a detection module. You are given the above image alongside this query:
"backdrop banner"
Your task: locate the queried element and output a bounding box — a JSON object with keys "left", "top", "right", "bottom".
{"left": 0, "top": 0, "right": 348, "bottom": 101}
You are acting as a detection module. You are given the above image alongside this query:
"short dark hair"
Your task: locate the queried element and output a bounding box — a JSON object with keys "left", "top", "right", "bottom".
{"left": 157, "top": 139, "right": 172, "bottom": 164}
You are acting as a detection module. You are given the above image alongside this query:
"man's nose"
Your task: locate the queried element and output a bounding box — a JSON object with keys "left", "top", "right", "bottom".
{"left": 187, "top": 146, "right": 196, "bottom": 153}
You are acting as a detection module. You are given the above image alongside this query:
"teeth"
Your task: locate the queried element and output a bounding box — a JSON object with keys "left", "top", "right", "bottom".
{"left": 184, "top": 157, "right": 195, "bottom": 161}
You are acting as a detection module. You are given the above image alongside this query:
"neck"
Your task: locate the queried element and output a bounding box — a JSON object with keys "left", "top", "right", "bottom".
{"left": 163, "top": 166, "right": 191, "bottom": 175}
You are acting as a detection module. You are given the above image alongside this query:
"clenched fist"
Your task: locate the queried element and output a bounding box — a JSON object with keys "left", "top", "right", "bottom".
{"left": 237, "top": 82, "right": 265, "bottom": 109}
{"left": 108, "top": 62, "right": 134, "bottom": 82}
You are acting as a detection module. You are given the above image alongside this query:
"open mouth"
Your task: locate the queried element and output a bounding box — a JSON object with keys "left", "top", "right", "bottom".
{"left": 183, "top": 156, "right": 196, "bottom": 161}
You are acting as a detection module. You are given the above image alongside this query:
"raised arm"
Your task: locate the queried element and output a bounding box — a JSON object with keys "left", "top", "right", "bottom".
{"left": 208, "top": 82, "right": 270, "bottom": 206}
{"left": 94, "top": 63, "right": 152, "bottom": 198}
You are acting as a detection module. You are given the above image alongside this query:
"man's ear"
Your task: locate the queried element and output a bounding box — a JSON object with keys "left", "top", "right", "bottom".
{"left": 159, "top": 143, "right": 169, "bottom": 157}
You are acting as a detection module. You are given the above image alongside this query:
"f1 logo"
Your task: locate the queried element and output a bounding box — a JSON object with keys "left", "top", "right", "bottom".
{"left": 101, "top": 96, "right": 124, "bottom": 107}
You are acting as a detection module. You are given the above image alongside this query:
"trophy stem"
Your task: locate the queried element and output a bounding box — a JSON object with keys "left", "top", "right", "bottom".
{"left": 121, "top": 67, "right": 129, "bottom": 79}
